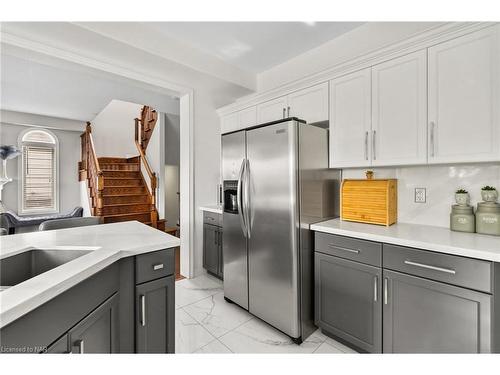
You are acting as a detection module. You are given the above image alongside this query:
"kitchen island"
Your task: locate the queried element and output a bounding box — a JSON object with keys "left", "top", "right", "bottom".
{"left": 0, "top": 221, "right": 180, "bottom": 353}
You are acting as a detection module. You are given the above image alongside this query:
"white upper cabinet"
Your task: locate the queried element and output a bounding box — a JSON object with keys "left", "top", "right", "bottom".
{"left": 257, "top": 96, "right": 287, "bottom": 124}
{"left": 221, "top": 106, "right": 257, "bottom": 134}
{"left": 428, "top": 26, "right": 500, "bottom": 164}
{"left": 329, "top": 68, "right": 372, "bottom": 168}
{"left": 371, "top": 50, "right": 428, "bottom": 166}
{"left": 287, "top": 82, "right": 329, "bottom": 124}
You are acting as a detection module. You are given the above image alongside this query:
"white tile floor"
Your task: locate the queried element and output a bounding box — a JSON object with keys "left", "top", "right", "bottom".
{"left": 175, "top": 274, "right": 357, "bottom": 354}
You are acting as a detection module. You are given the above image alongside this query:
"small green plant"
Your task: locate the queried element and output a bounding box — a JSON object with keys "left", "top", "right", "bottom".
{"left": 482, "top": 186, "right": 497, "bottom": 191}
{"left": 456, "top": 189, "right": 468, "bottom": 194}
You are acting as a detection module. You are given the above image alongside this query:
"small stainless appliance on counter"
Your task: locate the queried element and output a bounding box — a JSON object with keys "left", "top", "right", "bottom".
{"left": 222, "top": 118, "right": 340, "bottom": 344}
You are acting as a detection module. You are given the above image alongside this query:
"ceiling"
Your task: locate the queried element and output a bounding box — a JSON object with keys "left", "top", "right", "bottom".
{"left": 146, "top": 22, "right": 364, "bottom": 73}
{"left": 0, "top": 46, "right": 180, "bottom": 121}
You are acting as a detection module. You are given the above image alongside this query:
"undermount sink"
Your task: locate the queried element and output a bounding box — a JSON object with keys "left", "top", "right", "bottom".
{"left": 0, "top": 249, "right": 92, "bottom": 289}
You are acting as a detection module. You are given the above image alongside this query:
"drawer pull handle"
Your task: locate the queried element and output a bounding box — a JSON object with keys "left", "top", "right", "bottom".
{"left": 373, "top": 276, "right": 378, "bottom": 302}
{"left": 404, "top": 260, "right": 456, "bottom": 275}
{"left": 153, "top": 263, "right": 164, "bottom": 271}
{"left": 328, "top": 244, "right": 359, "bottom": 254}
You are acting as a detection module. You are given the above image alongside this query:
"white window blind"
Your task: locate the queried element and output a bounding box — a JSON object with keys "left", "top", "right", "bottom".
{"left": 20, "top": 129, "right": 58, "bottom": 213}
{"left": 22, "top": 146, "right": 56, "bottom": 211}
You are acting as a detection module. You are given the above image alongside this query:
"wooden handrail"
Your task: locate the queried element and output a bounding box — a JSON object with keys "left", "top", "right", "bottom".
{"left": 135, "top": 118, "right": 158, "bottom": 227}
{"left": 81, "top": 122, "right": 103, "bottom": 216}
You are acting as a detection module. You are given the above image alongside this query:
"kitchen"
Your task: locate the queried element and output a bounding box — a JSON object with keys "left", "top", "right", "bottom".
{"left": 1, "top": 5, "right": 500, "bottom": 375}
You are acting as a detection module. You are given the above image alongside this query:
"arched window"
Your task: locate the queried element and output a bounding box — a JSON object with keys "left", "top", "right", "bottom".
{"left": 19, "top": 129, "right": 58, "bottom": 214}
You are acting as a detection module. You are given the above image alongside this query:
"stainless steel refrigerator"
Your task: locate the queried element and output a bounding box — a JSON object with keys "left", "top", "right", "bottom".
{"left": 222, "top": 118, "right": 340, "bottom": 343}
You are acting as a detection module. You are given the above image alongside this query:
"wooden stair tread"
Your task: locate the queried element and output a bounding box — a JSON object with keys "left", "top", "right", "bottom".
{"left": 103, "top": 211, "right": 152, "bottom": 218}
{"left": 103, "top": 193, "right": 149, "bottom": 197}
{"left": 102, "top": 202, "right": 151, "bottom": 207}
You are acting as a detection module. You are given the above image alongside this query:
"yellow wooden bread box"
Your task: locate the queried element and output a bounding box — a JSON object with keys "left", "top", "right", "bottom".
{"left": 341, "top": 179, "right": 397, "bottom": 226}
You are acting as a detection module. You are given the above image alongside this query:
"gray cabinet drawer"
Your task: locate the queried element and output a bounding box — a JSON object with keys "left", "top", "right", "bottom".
{"left": 315, "top": 232, "right": 382, "bottom": 267}
{"left": 383, "top": 244, "right": 492, "bottom": 293}
{"left": 203, "top": 211, "right": 222, "bottom": 226}
{"left": 136, "top": 249, "right": 174, "bottom": 285}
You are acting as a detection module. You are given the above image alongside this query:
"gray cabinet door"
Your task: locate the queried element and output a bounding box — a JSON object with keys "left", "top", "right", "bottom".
{"left": 45, "top": 334, "right": 69, "bottom": 353}
{"left": 217, "top": 229, "right": 224, "bottom": 279}
{"left": 68, "top": 293, "right": 119, "bottom": 353}
{"left": 383, "top": 269, "right": 492, "bottom": 353}
{"left": 203, "top": 224, "right": 219, "bottom": 276}
{"left": 315, "top": 252, "right": 382, "bottom": 353}
{"left": 136, "top": 275, "right": 175, "bottom": 353}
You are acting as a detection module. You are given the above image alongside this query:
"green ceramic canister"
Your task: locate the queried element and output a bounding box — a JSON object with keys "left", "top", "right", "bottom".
{"left": 475, "top": 202, "right": 500, "bottom": 236}
{"left": 450, "top": 205, "right": 475, "bottom": 233}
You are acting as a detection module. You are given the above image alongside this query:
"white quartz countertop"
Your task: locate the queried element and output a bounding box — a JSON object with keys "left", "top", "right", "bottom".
{"left": 310, "top": 218, "right": 500, "bottom": 262}
{"left": 199, "top": 204, "right": 223, "bottom": 214}
{"left": 0, "top": 221, "right": 180, "bottom": 328}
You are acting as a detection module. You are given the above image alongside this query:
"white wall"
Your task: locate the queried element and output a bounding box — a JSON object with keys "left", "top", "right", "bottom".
{"left": 192, "top": 89, "right": 223, "bottom": 275}
{"left": 91, "top": 99, "right": 143, "bottom": 158}
{"left": 0, "top": 119, "right": 82, "bottom": 215}
{"left": 342, "top": 164, "right": 500, "bottom": 228}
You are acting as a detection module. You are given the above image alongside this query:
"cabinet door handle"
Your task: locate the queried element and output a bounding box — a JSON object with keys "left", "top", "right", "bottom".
{"left": 364, "top": 131, "right": 369, "bottom": 160}
{"left": 287, "top": 106, "right": 290, "bottom": 118}
{"left": 74, "top": 339, "right": 84, "bottom": 354}
{"left": 372, "top": 130, "right": 376, "bottom": 160}
{"left": 328, "top": 244, "right": 359, "bottom": 254}
{"left": 430, "top": 121, "right": 436, "bottom": 157}
{"left": 140, "top": 295, "right": 146, "bottom": 326}
{"left": 153, "top": 263, "right": 164, "bottom": 271}
{"left": 214, "top": 230, "right": 218, "bottom": 245}
{"left": 373, "top": 276, "right": 378, "bottom": 302}
{"left": 404, "top": 260, "right": 456, "bottom": 275}
{"left": 383, "top": 278, "right": 388, "bottom": 305}
{"left": 282, "top": 107, "right": 286, "bottom": 118}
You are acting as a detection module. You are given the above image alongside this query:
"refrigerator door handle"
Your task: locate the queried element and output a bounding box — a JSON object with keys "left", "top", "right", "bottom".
{"left": 237, "top": 158, "right": 247, "bottom": 238}
{"left": 244, "top": 159, "right": 252, "bottom": 238}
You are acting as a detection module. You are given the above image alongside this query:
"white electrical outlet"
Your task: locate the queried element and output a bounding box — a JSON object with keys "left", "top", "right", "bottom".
{"left": 415, "top": 188, "right": 426, "bottom": 203}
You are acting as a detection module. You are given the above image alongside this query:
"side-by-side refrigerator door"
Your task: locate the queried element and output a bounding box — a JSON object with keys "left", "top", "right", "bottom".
{"left": 246, "top": 121, "right": 300, "bottom": 338}
{"left": 222, "top": 131, "right": 248, "bottom": 310}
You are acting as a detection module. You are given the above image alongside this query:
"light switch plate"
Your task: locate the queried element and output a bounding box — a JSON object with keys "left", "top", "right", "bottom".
{"left": 414, "top": 188, "right": 426, "bottom": 203}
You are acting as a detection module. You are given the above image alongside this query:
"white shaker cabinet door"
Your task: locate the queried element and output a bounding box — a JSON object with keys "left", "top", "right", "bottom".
{"left": 329, "top": 68, "right": 372, "bottom": 168}
{"left": 238, "top": 106, "right": 257, "bottom": 129}
{"left": 288, "top": 82, "right": 329, "bottom": 124}
{"left": 257, "top": 96, "right": 287, "bottom": 124}
{"left": 428, "top": 26, "right": 500, "bottom": 164}
{"left": 221, "top": 112, "right": 240, "bottom": 134}
{"left": 371, "top": 50, "right": 428, "bottom": 166}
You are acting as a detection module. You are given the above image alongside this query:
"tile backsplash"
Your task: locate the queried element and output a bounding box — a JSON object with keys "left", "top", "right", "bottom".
{"left": 341, "top": 164, "right": 500, "bottom": 228}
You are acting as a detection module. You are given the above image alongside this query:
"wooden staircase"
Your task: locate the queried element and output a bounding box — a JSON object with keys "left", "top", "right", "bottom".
{"left": 79, "top": 106, "right": 164, "bottom": 230}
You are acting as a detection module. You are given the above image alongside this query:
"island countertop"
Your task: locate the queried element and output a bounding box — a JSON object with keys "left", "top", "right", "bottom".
{"left": 0, "top": 221, "right": 180, "bottom": 328}
{"left": 310, "top": 218, "right": 500, "bottom": 262}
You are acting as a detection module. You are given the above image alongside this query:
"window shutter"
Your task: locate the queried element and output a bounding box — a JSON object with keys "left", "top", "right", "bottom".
{"left": 23, "top": 145, "right": 56, "bottom": 211}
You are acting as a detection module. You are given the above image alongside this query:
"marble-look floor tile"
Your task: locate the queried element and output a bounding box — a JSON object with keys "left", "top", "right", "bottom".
{"left": 325, "top": 337, "right": 358, "bottom": 353}
{"left": 314, "top": 341, "right": 344, "bottom": 353}
{"left": 175, "top": 274, "right": 223, "bottom": 308}
{"left": 194, "top": 340, "right": 233, "bottom": 354}
{"left": 175, "top": 308, "right": 216, "bottom": 353}
{"left": 219, "top": 317, "right": 324, "bottom": 353}
{"left": 184, "top": 292, "right": 253, "bottom": 338}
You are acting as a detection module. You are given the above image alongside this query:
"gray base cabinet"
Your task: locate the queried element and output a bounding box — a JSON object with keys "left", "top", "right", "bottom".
{"left": 314, "top": 232, "right": 499, "bottom": 353}
{"left": 0, "top": 248, "right": 175, "bottom": 354}
{"left": 383, "top": 270, "right": 491, "bottom": 353}
{"left": 135, "top": 275, "right": 175, "bottom": 353}
{"left": 315, "top": 252, "right": 382, "bottom": 353}
{"left": 46, "top": 293, "right": 119, "bottom": 353}
{"left": 203, "top": 212, "right": 223, "bottom": 279}
{"left": 69, "top": 293, "right": 119, "bottom": 353}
